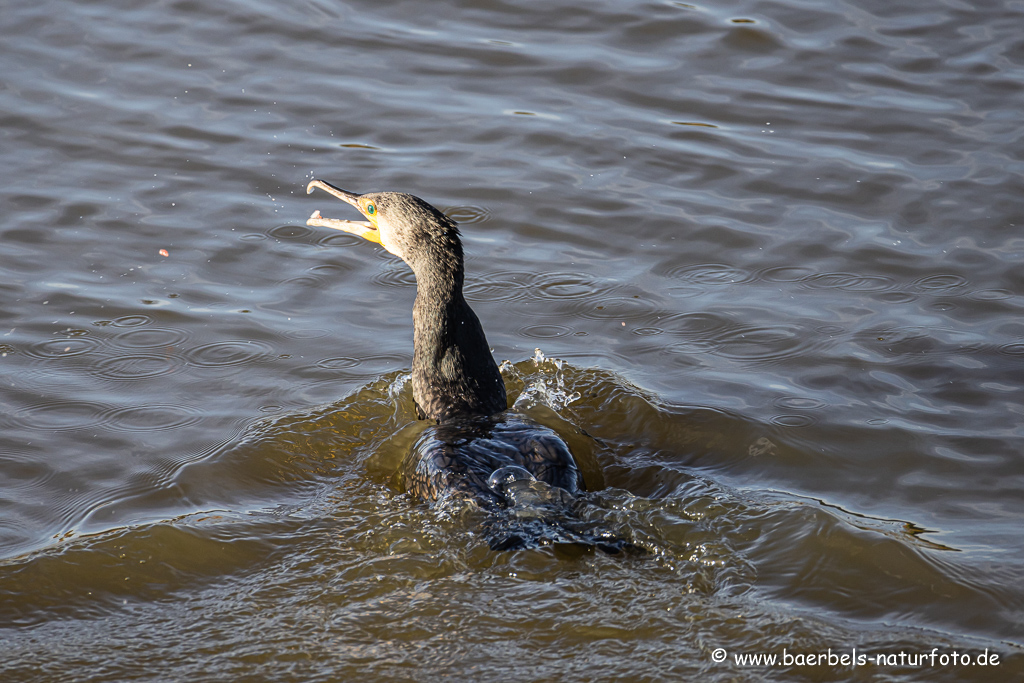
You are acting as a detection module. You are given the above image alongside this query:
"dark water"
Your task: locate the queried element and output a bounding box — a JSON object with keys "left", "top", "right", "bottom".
{"left": 2, "top": 0, "right": 1023, "bottom": 680}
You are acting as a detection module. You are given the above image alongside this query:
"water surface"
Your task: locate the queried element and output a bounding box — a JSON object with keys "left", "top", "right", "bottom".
{"left": 1, "top": 0, "right": 1023, "bottom": 680}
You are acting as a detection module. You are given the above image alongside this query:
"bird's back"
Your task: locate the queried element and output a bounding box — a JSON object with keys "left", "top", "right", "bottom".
{"left": 395, "top": 413, "right": 637, "bottom": 553}
{"left": 397, "top": 414, "right": 583, "bottom": 508}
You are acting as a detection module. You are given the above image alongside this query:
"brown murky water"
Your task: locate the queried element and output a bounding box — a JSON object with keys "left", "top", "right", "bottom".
{"left": 2, "top": 0, "right": 1023, "bottom": 680}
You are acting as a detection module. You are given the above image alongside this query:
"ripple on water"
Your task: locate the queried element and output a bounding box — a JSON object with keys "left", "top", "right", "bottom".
{"left": 25, "top": 337, "right": 102, "bottom": 359}
{"left": 103, "top": 404, "right": 202, "bottom": 432}
{"left": 769, "top": 414, "right": 817, "bottom": 427}
{"left": 800, "top": 272, "right": 896, "bottom": 292}
{"left": 579, "top": 296, "right": 651, "bottom": 321}
{"left": 184, "top": 340, "right": 275, "bottom": 368}
{"left": 283, "top": 328, "right": 332, "bottom": 340}
{"left": 659, "top": 311, "right": 736, "bottom": 339}
{"left": 310, "top": 352, "right": 409, "bottom": 379}
{"left": 281, "top": 274, "right": 326, "bottom": 290}
{"left": 464, "top": 270, "right": 534, "bottom": 302}
{"left": 755, "top": 266, "right": 816, "bottom": 282}
{"left": 93, "top": 354, "right": 183, "bottom": 381}
{"left": 315, "top": 356, "right": 362, "bottom": 370}
{"left": 504, "top": 272, "right": 623, "bottom": 319}
{"left": 268, "top": 224, "right": 315, "bottom": 241}
{"left": 667, "top": 339, "right": 720, "bottom": 355}
{"left": 713, "top": 324, "right": 825, "bottom": 364}
{"left": 665, "top": 284, "right": 706, "bottom": 299}
{"left": 113, "top": 327, "right": 189, "bottom": 348}
{"left": 773, "top": 396, "right": 827, "bottom": 411}
{"left": 112, "top": 315, "right": 153, "bottom": 327}
{"left": 531, "top": 271, "right": 619, "bottom": 300}
{"left": 13, "top": 400, "right": 111, "bottom": 431}
{"left": 911, "top": 274, "right": 968, "bottom": 293}
{"left": 317, "top": 232, "right": 365, "bottom": 248}
{"left": 968, "top": 289, "right": 1013, "bottom": 301}
{"left": 519, "top": 324, "right": 574, "bottom": 339}
{"left": 371, "top": 265, "right": 418, "bottom": 289}
{"left": 996, "top": 341, "right": 1024, "bottom": 357}
{"left": 444, "top": 205, "right": 490, "bottom": 224}
{"left": 872, "top": 291, "right": 919, "bottom": 304}
{"left": 308, "top": 263, "right": 347, "bottom": 277}
{"left": 667, "top": 263, "right": 754, "bottom": 286}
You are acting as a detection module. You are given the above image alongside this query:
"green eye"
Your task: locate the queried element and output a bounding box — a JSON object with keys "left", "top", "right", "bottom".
{"left": 365, "top": 203, "right": 376, "bottom": 216}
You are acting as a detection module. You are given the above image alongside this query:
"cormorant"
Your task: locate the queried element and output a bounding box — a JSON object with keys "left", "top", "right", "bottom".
{"left": 306, "top": 180, "right": 632, "bottom": 552}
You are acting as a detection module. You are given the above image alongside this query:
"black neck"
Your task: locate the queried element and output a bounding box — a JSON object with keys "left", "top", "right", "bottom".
{"left": 409, "top": 245, "right": 507, "bottom": 422}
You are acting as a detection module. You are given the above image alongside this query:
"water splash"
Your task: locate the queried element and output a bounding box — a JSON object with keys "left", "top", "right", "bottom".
{"left": 502, "top": 348, "right": 582, "bottom": 412}
{"left": 387, "top": 372, "right": 412, "bottom": 403}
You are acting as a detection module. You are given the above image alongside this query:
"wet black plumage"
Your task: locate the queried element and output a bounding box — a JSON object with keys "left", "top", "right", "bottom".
{"left": 305, "top": 180, "right": 634, "bottom": 552}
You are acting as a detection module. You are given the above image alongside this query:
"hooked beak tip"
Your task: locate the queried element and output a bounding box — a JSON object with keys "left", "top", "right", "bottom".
{"left": 306, "top": 179, "right": 362, "bottom": 207}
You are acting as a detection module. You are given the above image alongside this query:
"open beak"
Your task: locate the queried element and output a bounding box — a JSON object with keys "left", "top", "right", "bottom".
{"left": 305, "top": 179, "right": 382, "bottom": 244}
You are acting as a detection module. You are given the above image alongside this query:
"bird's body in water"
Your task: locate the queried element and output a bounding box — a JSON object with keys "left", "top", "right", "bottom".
{"left": 306, "top": 180, "right": 631, "bottom": 552}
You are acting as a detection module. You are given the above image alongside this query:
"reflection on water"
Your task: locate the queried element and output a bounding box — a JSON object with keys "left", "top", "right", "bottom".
{"left": 2, "top": 0, "right": 1024, "bottom": 679}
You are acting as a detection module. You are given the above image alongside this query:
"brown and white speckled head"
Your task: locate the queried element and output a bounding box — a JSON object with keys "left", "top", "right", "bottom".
{"left": 305, "top": 178, "right": 503, "bottom": 422}
{"left": 306, "top": 179, "right": 461, "bottom": 273}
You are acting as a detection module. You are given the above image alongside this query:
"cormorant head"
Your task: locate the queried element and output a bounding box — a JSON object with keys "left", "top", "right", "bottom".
{"left": 306, "top": 179, "right": 460, "bottom": 268}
